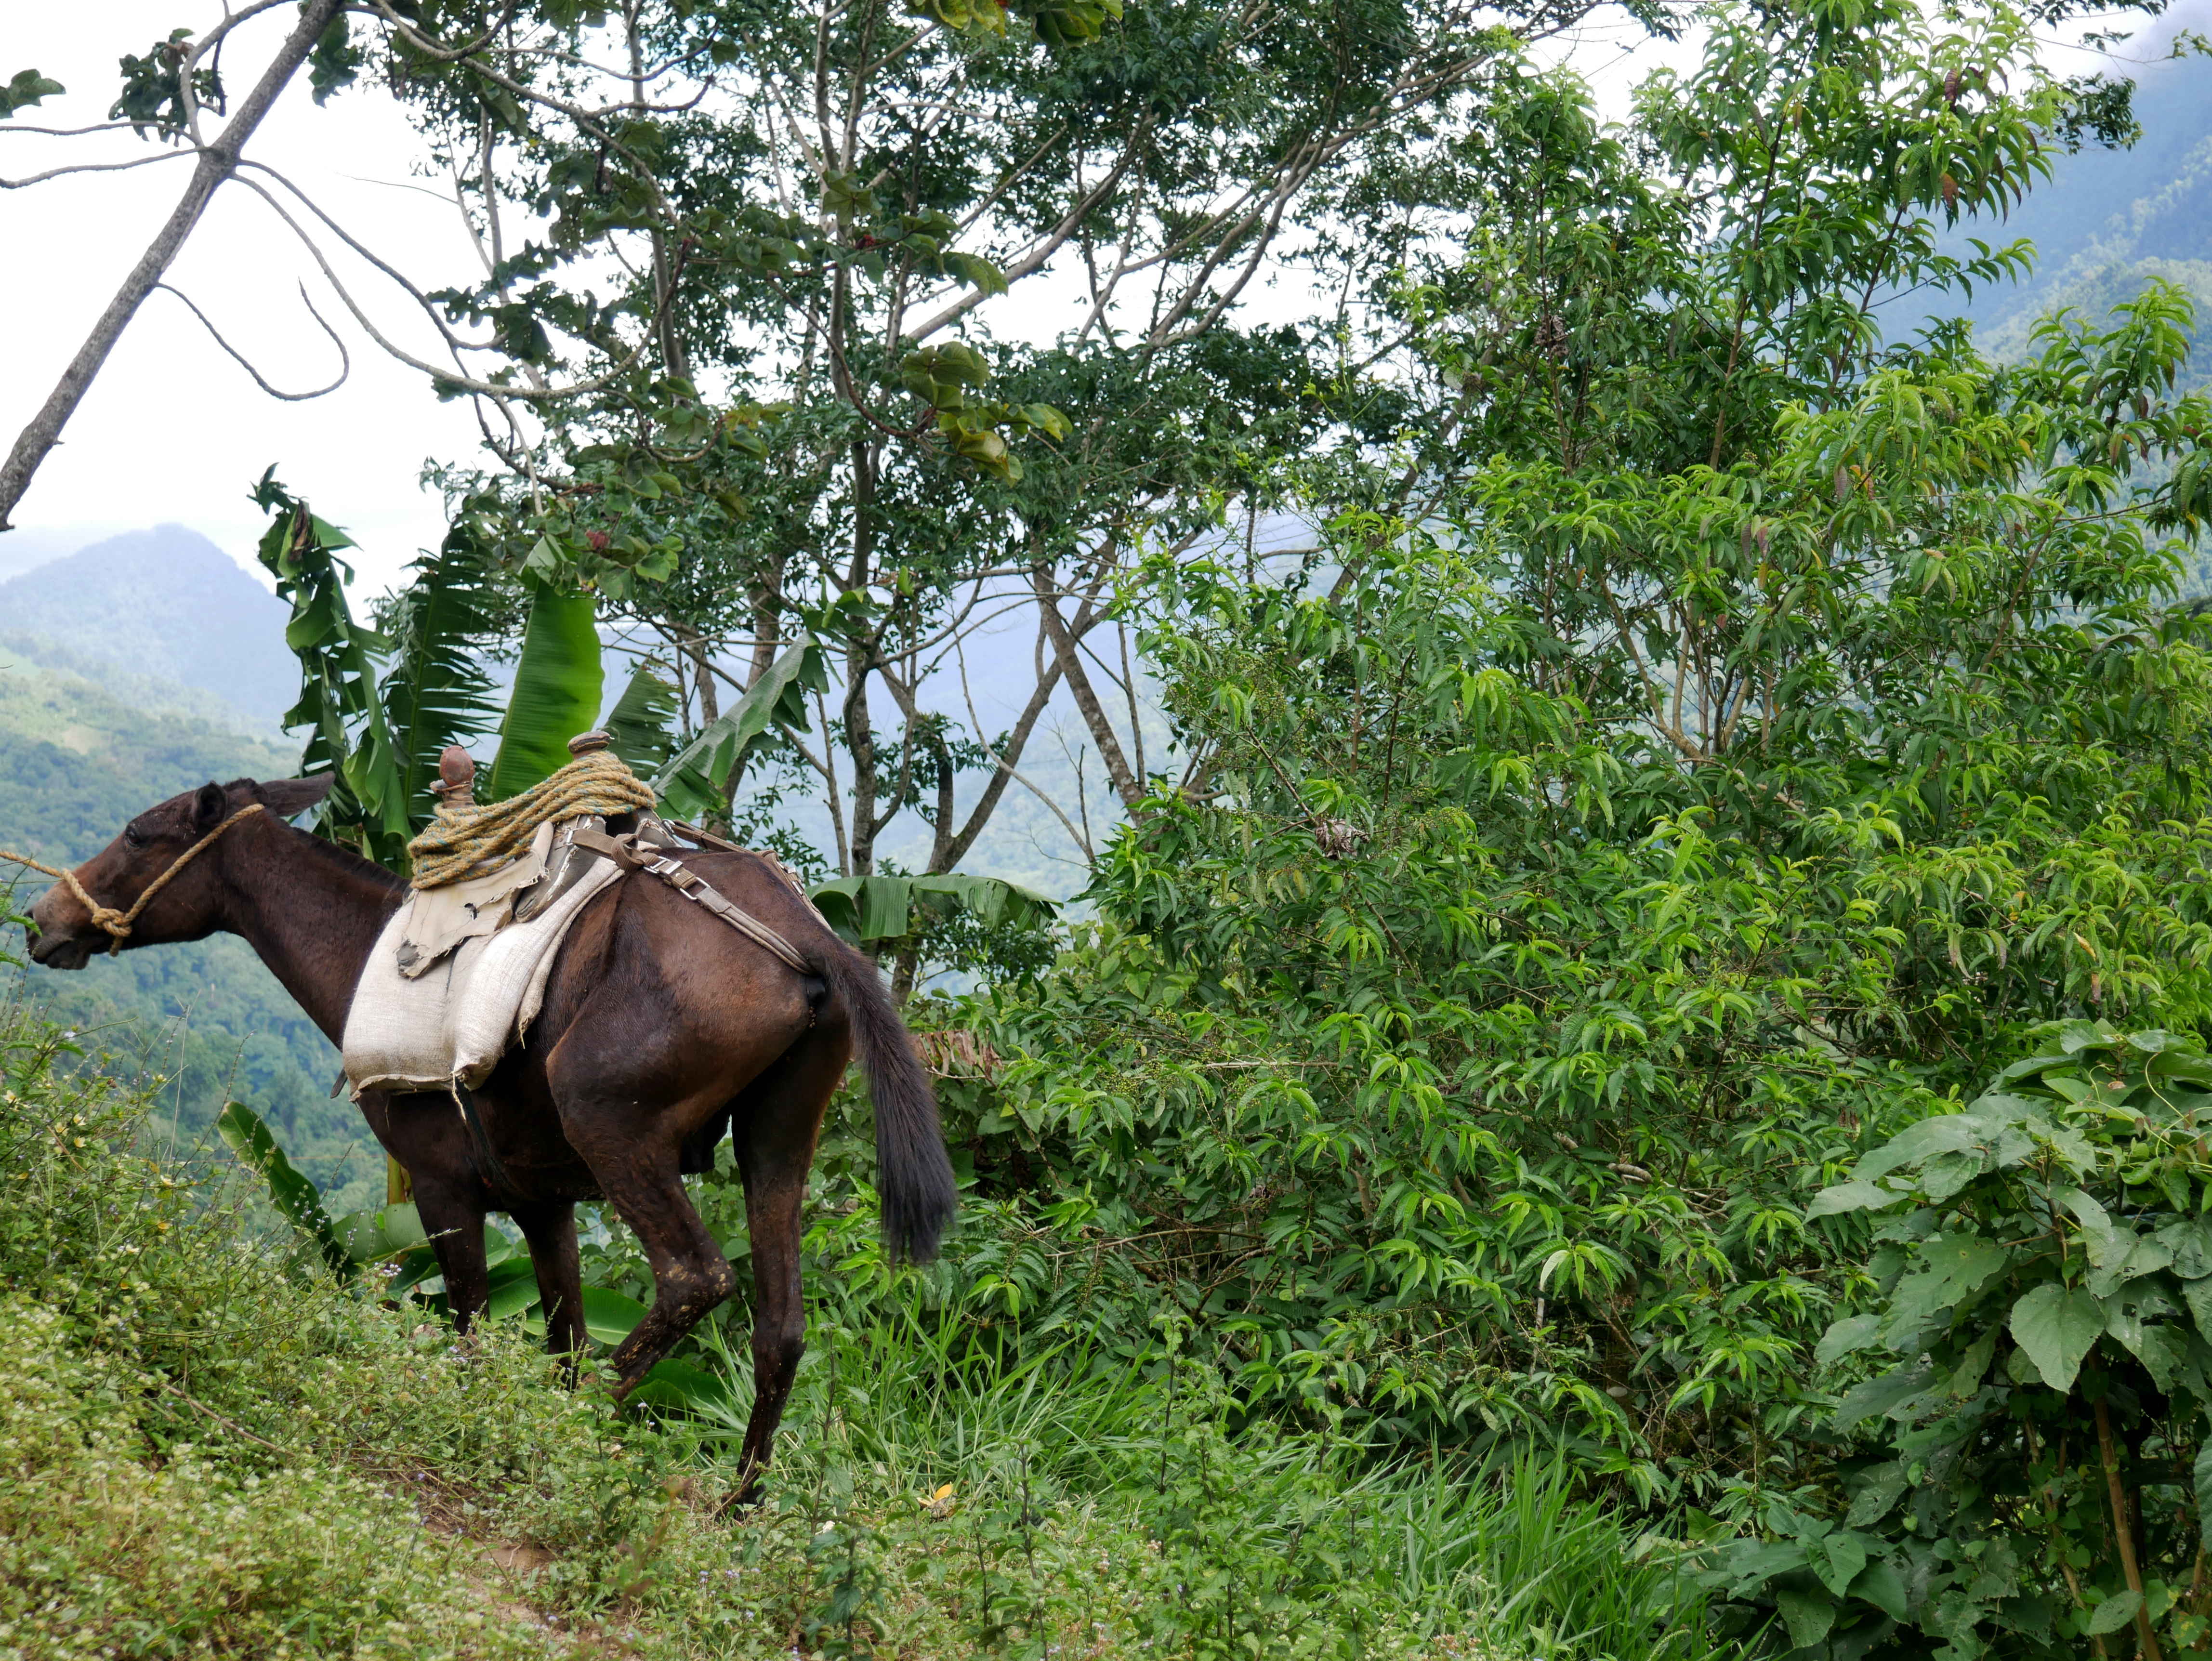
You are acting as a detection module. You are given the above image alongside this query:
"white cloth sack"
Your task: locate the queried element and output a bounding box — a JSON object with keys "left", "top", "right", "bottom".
{"left": 342, "top": 856, "right": 623, "bottom": 1096}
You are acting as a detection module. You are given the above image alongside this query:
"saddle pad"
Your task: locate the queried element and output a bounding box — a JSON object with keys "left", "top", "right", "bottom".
{"left": 396, "top": 818, "right": 554, "bottom": 977}
{"left": 342, "top": 855, "right": 623, "bottom": 1098}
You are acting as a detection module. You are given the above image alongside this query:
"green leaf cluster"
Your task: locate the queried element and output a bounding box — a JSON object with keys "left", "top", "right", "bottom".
{"left": 251, "top": 471, "right": 413, "bottom": 866}
{"left": 108, "top": 27, "right": 218, "bottom": 140}
{"left": 1708, "top": 1023, "right": 2212, "bottom": 1656}
{"left": 0, "top": 67, "right": 62, "bottom": 119}
{"left": 649, "top": 639, "right": 826, "bottom": 823}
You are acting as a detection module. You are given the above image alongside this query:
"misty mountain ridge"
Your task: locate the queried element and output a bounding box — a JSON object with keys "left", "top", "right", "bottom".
{"left": 1932, "top": 24, "right": 2212, "bottom": 371}
{"left": 0, "top": 525, "right": 295, "bottom": 730}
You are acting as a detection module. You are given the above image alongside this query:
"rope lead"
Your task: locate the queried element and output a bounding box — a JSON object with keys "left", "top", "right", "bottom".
{"left": 0, "top": 804, "right": 267, "bottom": 954}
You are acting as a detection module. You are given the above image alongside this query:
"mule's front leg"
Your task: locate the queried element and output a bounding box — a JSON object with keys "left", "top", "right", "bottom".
{"left": 412, "top": 1178, "right": 490, "bottom": 1333}
{"left": 514, "top": 1200, "right": 588, "bottom": 1371}
{"left": 363, "top": 1089, "right": 491, "bottom": 1334}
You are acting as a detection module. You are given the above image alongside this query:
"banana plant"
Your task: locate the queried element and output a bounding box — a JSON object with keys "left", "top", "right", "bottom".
{"left": 649, "top": 639, "right": 827, "bottom": 823}
{"left": 485, "top": 580, "right": 605, "bottom": 799}
{"left": 604, "top": 657, "right": 682, "bottom": 774}
{"left": 377, "top": 522, "right": 505, "bottom": 825}
{"left": 811, "top": 870, "right": 1057, "bottom": 944}
{"left": 252, "top": 471, "right": 412, "bottom": 867}
{"left": 257, "top": 474, "right": 613, "bottom": 855}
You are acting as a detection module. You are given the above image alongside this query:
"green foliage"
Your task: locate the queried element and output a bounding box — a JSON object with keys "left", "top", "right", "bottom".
{"left": 485, "top": 581, "right": 604, "bottom": 800}
{"left": 108, "top": 28, "right": 216, "bottom": 140}
{"left": 373, "top": 523, "right": 507, "bottom": 825}
{"left": 914, "top": 271, "right": 2212, "bottom": 1507}
{"left": 0, "top": 67, "right": 63, "bottom": 119}
{"left": 252, "top": 471, "right": 412, "bottom": 867}
{"left": 215, "top": 1099, "right": 353, "bottom": 1279}
{"left": 0, "top": 1296, "right": 548, "bottom": 1661}
{"left": 604, "top": 657, "right": 682, "bottom": 775}
{"left": 649, "top": 639, "right": 825, "bottom": 826}
{"left": 811, "top": 870, "right": 1058, "bottom": 946}
{"left": 1705, "top": 1022, "right": 2212, "bottom": 1657}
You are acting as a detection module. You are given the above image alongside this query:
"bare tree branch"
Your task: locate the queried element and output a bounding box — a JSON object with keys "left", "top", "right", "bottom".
{"left": 0, "top": 149, "right": 198, "bottom": 190}
{"left": 229, "top": 169, "right": 656, "bottom": 401}
{"left": 1031, "top": 558, "right": 1142, "bottom": 806}
{"left": 156, "top": 280, "right": 351, "bottom": 400}
{"left": 0, "top": 0, "right": 347, "bottom": 532}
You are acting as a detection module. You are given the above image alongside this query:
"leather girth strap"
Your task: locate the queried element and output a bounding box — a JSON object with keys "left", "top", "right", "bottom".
{"left": 567, "top": 825, "right": 813, "bottom": 974}
{"left": 452, "top": 1079, "right": 521, "bottom": 1205}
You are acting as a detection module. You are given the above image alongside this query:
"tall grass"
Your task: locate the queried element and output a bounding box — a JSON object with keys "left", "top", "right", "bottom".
{"left": 671, "top": 1291, "right": 1738, "bottom": 1660}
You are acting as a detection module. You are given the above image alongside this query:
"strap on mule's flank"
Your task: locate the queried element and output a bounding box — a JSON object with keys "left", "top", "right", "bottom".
{"left": 566, "top": 825, "right": 812, "bottom": 975}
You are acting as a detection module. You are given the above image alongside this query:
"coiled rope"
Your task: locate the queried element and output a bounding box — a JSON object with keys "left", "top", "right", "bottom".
{"left": 406, "top": 749, "right": 658, "bottom": 890}
{"left": 0, "top": 804, "right": 267, "bottom": 955}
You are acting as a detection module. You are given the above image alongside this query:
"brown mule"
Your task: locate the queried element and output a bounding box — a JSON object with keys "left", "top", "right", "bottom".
{"left": 23, "top": 775, "right": 956, "bottom": 1494}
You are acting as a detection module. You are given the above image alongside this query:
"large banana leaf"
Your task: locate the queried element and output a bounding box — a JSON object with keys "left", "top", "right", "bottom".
{"left": 605, "top": 657, "right": 682, "bottom": 774}
{"left": 810, "top": 871, "right": 1058, "bottom": 943}
{"left": 252, "top": 470, "right": 411, "bottom": 866}
{"left": 216, "top": 1100, "right": 355, "bottom": 1278}
{"left": 379, "top": 522, "right": 504, "bottom": 825}
{"left": 651, "top": 640, "right": 825, "bottom": 821}
{"left": 487, "top": 581, "right": 604, "bottom": 799}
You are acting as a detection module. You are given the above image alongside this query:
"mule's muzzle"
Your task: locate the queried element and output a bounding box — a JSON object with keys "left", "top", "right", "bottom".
{"left": 24, "top": 891, "right": 97, "bottom": 971}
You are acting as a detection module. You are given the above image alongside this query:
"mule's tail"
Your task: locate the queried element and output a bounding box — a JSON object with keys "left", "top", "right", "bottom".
{"left": 811, "top": 937, "right": 958, "bottom": 1263}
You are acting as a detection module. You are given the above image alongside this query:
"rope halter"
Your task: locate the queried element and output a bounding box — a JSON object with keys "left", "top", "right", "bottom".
{"left": 0, "top": 803, "right": 267, "bottom": 956}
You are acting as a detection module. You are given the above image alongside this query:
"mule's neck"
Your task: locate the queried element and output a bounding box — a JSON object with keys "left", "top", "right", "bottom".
{"left": 216, "top": 817, "right": 404, "bottom": 1047}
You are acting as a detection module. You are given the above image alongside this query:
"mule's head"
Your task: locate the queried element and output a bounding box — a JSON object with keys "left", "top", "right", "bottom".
{"left": 24, "top": 776, "right": 334, "bottom": 971}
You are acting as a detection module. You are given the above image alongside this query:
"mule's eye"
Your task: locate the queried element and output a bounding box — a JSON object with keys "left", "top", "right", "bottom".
{"left": 122, "top": 824, "right": 145, "bottom": 850}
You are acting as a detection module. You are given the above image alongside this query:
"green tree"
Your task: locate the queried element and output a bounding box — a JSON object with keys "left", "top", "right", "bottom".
{"left": 916, "top": 0, "right": 2212, "bottom": 1507}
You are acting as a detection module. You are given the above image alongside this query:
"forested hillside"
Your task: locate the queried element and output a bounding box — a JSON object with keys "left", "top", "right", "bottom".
{"left": 1950, "top": 22, "right": 2212, "bottom": 367}
{"left": 0, "top": 638, "right": 366, "bottom": 1210}
{"left": 0, "top": 525, "right": 298, "bottom": 727}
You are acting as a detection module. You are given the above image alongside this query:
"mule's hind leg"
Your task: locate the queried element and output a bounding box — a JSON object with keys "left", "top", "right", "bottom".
{"left": 553, "top": 1090, "right": 737, "bottom": 1394}
{"left": 731, "top": 1028, "right": 848, "bottom": 1500}
{"left": 513, "top": 1200, "right": 587, "bottom": 1368}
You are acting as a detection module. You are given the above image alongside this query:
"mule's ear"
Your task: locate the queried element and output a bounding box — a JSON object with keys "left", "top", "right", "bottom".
{"left": 193, "top": 782, "right": 228, "bottom": 832}
{"left": 257, "top": 775, "right": 337, "bottom": 821}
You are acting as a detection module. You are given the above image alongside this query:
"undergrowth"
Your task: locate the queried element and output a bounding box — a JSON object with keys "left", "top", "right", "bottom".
{"left": 0, "top": 989, "right": 1729, "bottom": 1659}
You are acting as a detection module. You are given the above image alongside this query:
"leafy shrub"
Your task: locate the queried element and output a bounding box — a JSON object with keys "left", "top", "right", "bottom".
{"left": 899, "top": 286, "right": 2212, "bottom": 1508}
{"left": 1707, "top": 1021, "right": 2212, "bottom": 1657}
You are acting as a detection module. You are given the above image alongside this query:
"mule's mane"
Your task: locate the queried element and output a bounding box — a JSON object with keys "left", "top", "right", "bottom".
{"left": 279, "top": 819, "right": 406, "bottom": 894}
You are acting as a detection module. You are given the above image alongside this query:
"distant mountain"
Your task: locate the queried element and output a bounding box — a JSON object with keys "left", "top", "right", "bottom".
{"left": 1935, "top": 23, "right": 2212, "bottom": 372}
{"left": 0, "top": 525, "right": 114, "bottom": 585}
{"left": 0, "top": 525, "right": 297, "bottom": 728}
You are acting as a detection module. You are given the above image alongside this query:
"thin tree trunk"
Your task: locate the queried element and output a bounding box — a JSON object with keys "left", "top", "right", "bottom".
{"left": 0, "top": 0, "right": 347, "bottom": 530}
{"left": 1030, "top": 560, "right": 1141, "bottom": 807}
{"left": 2095, "top": 1394, "right": 2164, "bottom": 1661}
